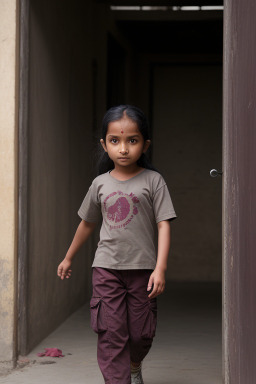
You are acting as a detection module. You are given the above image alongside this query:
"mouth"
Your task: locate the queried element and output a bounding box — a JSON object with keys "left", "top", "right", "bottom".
{"left": 118, "top": 157, "right": 129, "bottom": 160}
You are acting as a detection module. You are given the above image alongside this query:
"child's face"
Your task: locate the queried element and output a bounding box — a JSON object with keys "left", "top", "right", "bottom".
{"left": 100, "top": 115, "right": 150, "bottom": 169}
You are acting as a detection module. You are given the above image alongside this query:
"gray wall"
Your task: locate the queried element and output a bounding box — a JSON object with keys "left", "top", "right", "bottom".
{"left": 26, "top": 0, "right": 96, "bottom": 352}
{"left": 152, "top": 64, "right": 222, "bottom": 281}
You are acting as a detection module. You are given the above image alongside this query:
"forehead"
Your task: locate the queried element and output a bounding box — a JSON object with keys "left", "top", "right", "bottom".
{"left": 107, "top": 117, "right": 141, "bottom": 136}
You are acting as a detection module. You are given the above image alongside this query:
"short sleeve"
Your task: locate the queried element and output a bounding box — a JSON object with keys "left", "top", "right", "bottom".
{"left": 78, "top": 182, "right": 102, "bottom": 223}
{"left": 153, "top": 184, "right": 177, "bottom": 223}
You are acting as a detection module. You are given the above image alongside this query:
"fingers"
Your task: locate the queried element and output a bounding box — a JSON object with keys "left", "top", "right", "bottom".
{"left": 147, "top": 274, "right": 154, "bottom": 292}
{"left": 61, "top": 269, "right": 72, "bottom": 280}
{"left": 148, "top": 282, "right": 165, "bottom": 299}
{"left": 57, "top": 265, "right": 72, "bottom": 280}
{"left": 64, "top": 269, "right": 72, "bottom": 279}
{"left": 57, "top": 266, "right": 62, "bottom": 278}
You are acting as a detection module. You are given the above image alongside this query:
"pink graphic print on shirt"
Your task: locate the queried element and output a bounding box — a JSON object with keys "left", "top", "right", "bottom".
{"left": 103, "top": 191, "right": 139, "bottom": 230}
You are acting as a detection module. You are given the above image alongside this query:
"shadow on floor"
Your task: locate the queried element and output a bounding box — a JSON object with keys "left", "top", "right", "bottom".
{"left": 0, "top": 281, "right": 222, "bottom": 384}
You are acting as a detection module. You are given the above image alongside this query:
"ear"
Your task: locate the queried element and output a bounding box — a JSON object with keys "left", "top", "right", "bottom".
{"left": 100, "top": 139, "right": 107, "bottom": 152}
{"left": 143, "top": 139, "right": 151, "bottom": 154}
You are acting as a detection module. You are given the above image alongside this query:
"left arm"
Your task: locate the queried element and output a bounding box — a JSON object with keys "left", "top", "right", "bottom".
{"left": 147, "top": 220, "right": 171, "bottom": 298}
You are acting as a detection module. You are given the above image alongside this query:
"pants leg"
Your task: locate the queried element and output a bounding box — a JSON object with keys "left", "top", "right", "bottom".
{"left": 90, "top": 267, "right": 131, "bottom": 384}
{"left": 90, "top": 268, "right": 157, "bottom": 383}
{"left": 125, "top": 269, "right": 157, "bottom": 363}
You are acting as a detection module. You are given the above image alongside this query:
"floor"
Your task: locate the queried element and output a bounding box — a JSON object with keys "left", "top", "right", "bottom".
{"left": 0, "top": 282, "right": 222, "bottom": 384}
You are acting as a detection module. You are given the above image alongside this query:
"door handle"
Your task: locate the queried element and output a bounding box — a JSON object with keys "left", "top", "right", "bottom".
{"left": 210, "top": 169, "right": 223, "bottom": 177}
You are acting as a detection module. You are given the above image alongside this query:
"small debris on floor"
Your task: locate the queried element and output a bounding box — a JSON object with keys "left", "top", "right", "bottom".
{"left": 37, "top": 348, "right": 64, "bottom": 357}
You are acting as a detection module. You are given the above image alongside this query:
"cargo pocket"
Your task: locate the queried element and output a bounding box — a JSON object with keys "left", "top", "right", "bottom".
{"left": 90, "top": 297, "right": 108, "bottom": 333}
{"left": 141, "top": 298, "right": 157, "bottom": 339}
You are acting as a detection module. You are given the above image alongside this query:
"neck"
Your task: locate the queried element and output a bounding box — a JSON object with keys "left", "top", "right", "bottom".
{"left": 113, "top": 164, "right": 143, "bottom": 176}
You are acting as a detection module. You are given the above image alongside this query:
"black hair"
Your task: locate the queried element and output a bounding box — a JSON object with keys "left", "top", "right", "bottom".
{"left": 96, "top": 104, "right": 160, "bottom": 175}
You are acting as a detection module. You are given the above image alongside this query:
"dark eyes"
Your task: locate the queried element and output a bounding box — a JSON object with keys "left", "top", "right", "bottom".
{"left": 110, "top": 138, "right": 137, "bottom": 144}
{"left": 110, "top": 138, "right": 118, "bottom": 144}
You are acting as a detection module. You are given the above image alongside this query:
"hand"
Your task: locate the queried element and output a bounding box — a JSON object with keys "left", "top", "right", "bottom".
{"left": 57, "top": 258, "right": 72, "bottom": 280}
{"left": 147, "top": 268, "right": 166, "bottom": 298}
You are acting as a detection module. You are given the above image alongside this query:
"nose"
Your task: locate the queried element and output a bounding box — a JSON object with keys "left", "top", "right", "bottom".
{"left": 119, "top": 143, "right": 128, "bottom": 154}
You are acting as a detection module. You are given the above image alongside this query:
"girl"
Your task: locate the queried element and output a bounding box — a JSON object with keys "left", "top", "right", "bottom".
{"left": 57, "top": 105, "right": 177, "bottom": 384}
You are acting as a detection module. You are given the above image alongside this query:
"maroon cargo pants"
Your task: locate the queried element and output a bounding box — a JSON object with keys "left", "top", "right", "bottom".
{"left": 90, "top": 267, "right": 157, "bottom": 384}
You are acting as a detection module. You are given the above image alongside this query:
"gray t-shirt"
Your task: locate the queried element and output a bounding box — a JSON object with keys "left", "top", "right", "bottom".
{"left": 78, "top": 168, "right": 177, "bottom": 270}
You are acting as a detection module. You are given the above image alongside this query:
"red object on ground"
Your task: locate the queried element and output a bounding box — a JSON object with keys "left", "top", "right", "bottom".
{"left": 37, "top": 348, "right": 64, "bottom": 357}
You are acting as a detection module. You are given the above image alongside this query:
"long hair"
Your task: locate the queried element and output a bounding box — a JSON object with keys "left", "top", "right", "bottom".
{"left": 96, "top": 105, "right": 160, "bottom": 175}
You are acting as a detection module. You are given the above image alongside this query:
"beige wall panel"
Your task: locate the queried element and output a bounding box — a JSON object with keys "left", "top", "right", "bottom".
{"left": 0, "top": 0, "right": 18, "bottom": 368}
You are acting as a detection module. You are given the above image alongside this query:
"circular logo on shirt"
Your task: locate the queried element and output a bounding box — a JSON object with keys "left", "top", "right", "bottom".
{"left": 103, "top": 191, "right": 140, "bottom": 230}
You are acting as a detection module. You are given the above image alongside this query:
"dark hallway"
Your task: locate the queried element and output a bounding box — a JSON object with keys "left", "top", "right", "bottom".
{"left": 16, "top": 1, "right": 223, "bottom": 383}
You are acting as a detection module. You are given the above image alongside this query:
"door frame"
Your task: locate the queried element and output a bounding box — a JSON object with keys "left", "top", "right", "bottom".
{"left": 18, "top": 0, "right": 29, "bottom": 355}
{"left": 223, "top": 0, "right": 256, "bottom": 382}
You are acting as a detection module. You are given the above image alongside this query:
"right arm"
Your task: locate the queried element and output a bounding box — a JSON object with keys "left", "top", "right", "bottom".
{"left": 57, "top": 219, "right": 97, "bottom": 280}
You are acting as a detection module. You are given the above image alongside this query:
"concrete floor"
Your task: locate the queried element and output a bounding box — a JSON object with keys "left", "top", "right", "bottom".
{"left": 0, "top": 282, "right": 222, "bottom": 384}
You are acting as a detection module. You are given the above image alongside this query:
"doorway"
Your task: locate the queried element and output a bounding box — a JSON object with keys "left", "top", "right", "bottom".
{"left": 18, "top": 1, "right": 223, "bottom": 382}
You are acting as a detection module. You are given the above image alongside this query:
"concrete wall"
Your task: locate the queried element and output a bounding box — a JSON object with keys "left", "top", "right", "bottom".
{"left": 25, "top": 0, "right": 97, "bottom": 352}
{"left": 152, "top": 63, "right": 222, "bottom": 282}
{"left": 0, "top": 0, "right": 18, "bottom": 370}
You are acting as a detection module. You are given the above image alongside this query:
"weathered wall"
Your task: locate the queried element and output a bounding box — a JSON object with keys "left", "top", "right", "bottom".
{"left": 0, "top": 0, "right": 18, "bottom": 370}
{"left": 25, "top": 0, "right": 96, "bottom": 352}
